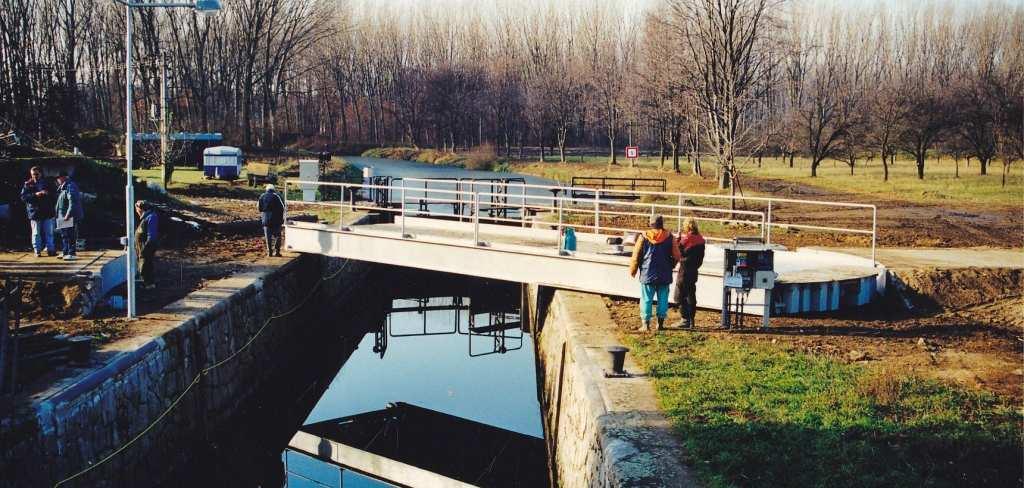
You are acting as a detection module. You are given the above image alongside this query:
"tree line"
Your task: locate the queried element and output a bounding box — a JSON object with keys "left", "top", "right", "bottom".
{"left": 0, "top": 0, "right": 1020, "bottom": 183}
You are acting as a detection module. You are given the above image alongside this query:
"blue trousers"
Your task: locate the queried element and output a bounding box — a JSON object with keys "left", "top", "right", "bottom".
{"left": 30, "top": 218, "right": 55, "bottom": 254}
{"left": 60, "top": 224, "right": 78, "bottom": 256}
{"left": 640, "top": 283, "right": 670, "bottom": 322}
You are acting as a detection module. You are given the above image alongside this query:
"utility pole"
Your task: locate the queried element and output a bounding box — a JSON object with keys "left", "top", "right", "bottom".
{"left": 160, "top": 55, "right": 171, "bottom": 189}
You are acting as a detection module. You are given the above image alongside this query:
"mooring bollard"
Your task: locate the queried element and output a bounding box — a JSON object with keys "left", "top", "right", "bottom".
{"left": 605, "top": 345, "right": 630, "bottom": 377}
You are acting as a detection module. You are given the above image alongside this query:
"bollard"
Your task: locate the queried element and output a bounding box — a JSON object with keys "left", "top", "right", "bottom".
{"left": 604, "top": 346, "right": 630, "bottom": 377}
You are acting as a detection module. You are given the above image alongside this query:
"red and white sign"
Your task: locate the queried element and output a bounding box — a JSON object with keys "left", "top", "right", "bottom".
{"left": 625, "top": 146, "right": 639, "bottom": 159}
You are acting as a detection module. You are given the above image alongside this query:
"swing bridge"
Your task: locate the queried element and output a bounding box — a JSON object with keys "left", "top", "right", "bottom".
{"left": 282, "top": 177, "right": 884, "bottom": 318}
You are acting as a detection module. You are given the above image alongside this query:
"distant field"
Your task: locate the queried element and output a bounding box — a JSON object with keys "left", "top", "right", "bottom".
{"left": 516, "top": 154, "right": 1022, "bottom": 207}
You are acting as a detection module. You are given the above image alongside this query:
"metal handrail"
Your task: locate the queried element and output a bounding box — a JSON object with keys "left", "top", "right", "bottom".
{"left": 284, "top": 177, "right": 877, "bottom": 265}
{"left": 379, "top": 176, "right": 879, "bottom": 265}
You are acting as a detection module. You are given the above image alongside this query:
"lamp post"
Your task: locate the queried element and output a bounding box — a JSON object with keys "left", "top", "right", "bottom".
{"left": 116, "top": 0, "right": 221, "bottom": 319}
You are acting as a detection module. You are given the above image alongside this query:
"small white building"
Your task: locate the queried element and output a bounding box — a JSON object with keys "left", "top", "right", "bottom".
{"left": 202, "top": 146, "right": 242, "bottom": 180}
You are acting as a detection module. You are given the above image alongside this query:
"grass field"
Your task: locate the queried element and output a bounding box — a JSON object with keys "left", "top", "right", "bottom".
{"left": 134, "top": 166, "right": 257, "bottom": 191}
{"left": 517, "top": 154, "right": 1023, "bottom": 207}
{"left": 624, "top": 332, "right": 1021, "bottom": 488}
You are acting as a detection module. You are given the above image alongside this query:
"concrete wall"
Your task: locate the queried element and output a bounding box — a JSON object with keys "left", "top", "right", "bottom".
{"left": 0, "top": 253, "right": 370, "bottom": 487}
{"left": 531, "top": 286, "right": 699, "bottom": 488}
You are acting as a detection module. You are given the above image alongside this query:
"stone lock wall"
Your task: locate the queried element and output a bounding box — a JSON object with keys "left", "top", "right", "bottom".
{"left": 0, "top": 254, "right": 369, "bottom": 488}
{"left": 532, "top": 286, "right": 698, "bottom": 488}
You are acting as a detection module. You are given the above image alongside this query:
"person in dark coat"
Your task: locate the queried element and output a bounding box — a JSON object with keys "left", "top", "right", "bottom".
{"left": 135, "top": 200, "right": 160, "bottom": 289}
{"left": 19, "top": 166, "right": 56, "bottom": 257}
{"left": 258, "top": 184, "right": 286, "bottom": 257}
{"left": 673, "top": 218, "right": 706, "bottom": 328}
{"left": 628, "top": 215, "right": 682, "bottom": 332}
{"left": 55, "top": 170, "right": 84, "bottom": 260}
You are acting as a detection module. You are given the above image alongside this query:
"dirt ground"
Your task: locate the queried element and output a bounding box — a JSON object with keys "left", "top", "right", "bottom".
{"left": 605, "top": 266, "right": 1023, "bottom": 402}
{"left": 513, "top": 162, "right": 1023, "bottom": 249}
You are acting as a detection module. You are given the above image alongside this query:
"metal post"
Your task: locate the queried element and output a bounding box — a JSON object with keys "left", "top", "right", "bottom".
{"left": 401, "top": 181, "right": 408, "bottom": 237}
{"left": 473, "top": 191, "right": 481, "bottom": 245}
{"left": 336, "top": 185, "right": 343, "bottom": 229}
{"left": 159, "top": 55, "right": 169, "bottom": 189}
{"left": 594, "top": 189, "right": 600, "bottom": 234}
{"left": 871, "top": 205, "right": 877, "bottom": 267}
{"left": 125, "top": 4, "right": 137, "bottom": 319}
{"left": 766, "top": 200, "right": 772, "bottom": 244}
{"left": 762, "top": 291, "right": 771, "bottom": 329}
{"left": 520, "top": 184, "right": 527, "bottom": 228}
{"left": 557, "top": 198, "right": 564, "bottom": 252}
{"left": 676, "top": 195, "right": 683, "bottom": 233}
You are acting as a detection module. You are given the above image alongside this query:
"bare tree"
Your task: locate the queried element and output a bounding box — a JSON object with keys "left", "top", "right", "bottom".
{"left": 667, "top": 0, "right": 781, "bottom": 195}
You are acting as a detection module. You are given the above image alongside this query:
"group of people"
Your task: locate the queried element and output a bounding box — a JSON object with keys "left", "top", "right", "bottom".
{"left": 20, "top": 166, "right": 83, "bottom": 260}
{"left": 628, "top": 214, "right": 706, "bottom": 332}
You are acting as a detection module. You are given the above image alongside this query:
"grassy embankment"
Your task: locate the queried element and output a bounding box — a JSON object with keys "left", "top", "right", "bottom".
{"left": 136, "top": 158, "right": 361, "bottom": 224}
{"left": 362, "top": 146, "right": 510, "bottom": 171}
{"left": 625, "top": 332, "right": 1022, "bottom": 487}
{"left": 513, "top": 155, "right": 1023, "bottom": 207}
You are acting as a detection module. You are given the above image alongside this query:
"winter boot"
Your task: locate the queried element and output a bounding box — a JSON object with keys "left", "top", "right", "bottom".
{"left": 639, "top": 318, "right": 651, "bottom": 333}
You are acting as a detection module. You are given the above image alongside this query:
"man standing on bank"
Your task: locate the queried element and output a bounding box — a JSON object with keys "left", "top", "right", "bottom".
{"left": 20, "top": 166, "right": 56, "bottom": 257}
{"left": 258, "top": 184, "right": 285, "bottom": 257}
{"left": 135, "top": 200, "right": 160, "bottom": 290}
{"left": 55, "top": 170, "right": 84, "bottom": 261}
{"left": 629, "top": 214, "right": 682, "bottom": 332}
{"left": 673, "top": 218, "right": 706, "bottom": 328}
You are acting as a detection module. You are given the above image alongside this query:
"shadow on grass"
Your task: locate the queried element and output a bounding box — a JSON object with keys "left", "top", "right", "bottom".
{"left": 676, "top": 417, "right": 1021, "bottom": 487}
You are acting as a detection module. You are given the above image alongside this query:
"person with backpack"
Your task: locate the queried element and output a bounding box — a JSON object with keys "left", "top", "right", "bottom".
{"left": 135, "top": 200, "right": 160, "bottom": 290}
{"left": 628, "top": 215, "right": 682, "bottom": 332}
{"left": 258, "top": 184, "right": 286, "bottom": 257}
{"left": 673, "top": 218, "right": 706, "bottom": 328}
{"left": 55, "top": 170, "right": 84, "bottom": 261}
{"left": 20, "top": 166, "right": 56, "bottom": 257}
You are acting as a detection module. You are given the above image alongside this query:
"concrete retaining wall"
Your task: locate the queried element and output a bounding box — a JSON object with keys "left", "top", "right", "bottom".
{"left": 531, "top": 286, "right": 698, "bottom": 488}
{"left": 0, "top": 253, "right": 370, "bottom": 487}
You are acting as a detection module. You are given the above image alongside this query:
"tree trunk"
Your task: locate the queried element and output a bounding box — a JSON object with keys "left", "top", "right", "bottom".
{"left": 1002, "top": 161, "right": 1008, "bottom": 187}
{"left": 811, "top": 158, "right": 819, "bottom": 177}
{"left": 980, "top": 158, "right": 989, "bottom": 175}
{"left": 882, "top": 155, "right": 889, "bottom": 181}
{"left": 671, "top": 142, "right": 680, "bottom": 173}
{"left": 539, "top": 143, "right": 545, "bottom": 163}
{"left": 607, "top": 135, "right": 617, "bottom": 166}
{"left": 916, "top": 154, "right": 925, "bottom": 179}
{"left": 954, "top": 155, "right": 959, "bottom": 178}
{"left": 659, "top": 141, "right": 666, "bottom": 169}
{"left": 788, "top": 153, "right": 794, "bottom": 168}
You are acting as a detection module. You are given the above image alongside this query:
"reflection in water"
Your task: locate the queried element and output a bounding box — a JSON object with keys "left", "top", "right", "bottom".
{"left": 285, "top": 275, "right": 545, "bottom": 487}
{"left": 377, "top": 296, "right": 523, "bottom": 358}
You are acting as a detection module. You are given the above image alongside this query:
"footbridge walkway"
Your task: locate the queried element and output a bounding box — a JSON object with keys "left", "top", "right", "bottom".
{"left": 282, "top": 177, "right": 883, "bottom": 317}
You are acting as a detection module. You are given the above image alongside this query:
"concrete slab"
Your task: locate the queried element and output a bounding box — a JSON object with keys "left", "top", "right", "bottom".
{"left": 808, "top": 247, "right": 1024, "bottom": 269}
{"left": 0, "top": 250, "right": 120, "bottom": 281}
{"left": 286, "top": 217, "right": 883, "bottom": 315}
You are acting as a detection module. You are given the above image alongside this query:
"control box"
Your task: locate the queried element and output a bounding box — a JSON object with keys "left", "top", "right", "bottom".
{"left": 722, "top": 242, "right": 777, "bottom": 329}
{"left": 723, "top": 244, "right": 776, "bottom": 290}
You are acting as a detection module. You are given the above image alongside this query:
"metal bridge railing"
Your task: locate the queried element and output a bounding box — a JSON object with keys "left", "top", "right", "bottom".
{"left": 284, "top": 177, "right": 877, "bottom": 266}
{"left": 394, "top": 177, "right": 879, "bottom": 265}
{"left": 284, "top": 179, "right": 767, "bottom": 252}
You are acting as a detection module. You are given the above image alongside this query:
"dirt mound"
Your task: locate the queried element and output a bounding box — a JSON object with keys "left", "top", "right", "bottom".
{"left": 891, "top": 267, "right": 1023, "bottom": 329}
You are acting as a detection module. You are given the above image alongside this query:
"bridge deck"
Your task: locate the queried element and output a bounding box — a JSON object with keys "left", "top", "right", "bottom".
{"left": 286, "top": 217, "right": 882, "bottom": 316}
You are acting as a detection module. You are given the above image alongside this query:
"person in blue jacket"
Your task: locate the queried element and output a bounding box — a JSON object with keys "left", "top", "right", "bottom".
{"left": 258, "top": 184, "right": 286, "bottom": 257}
{"left": 20, "top": 166, "right": 56, "bottom": 257}
{"left": 135, "top": 200, "right": 160, "bottom": 289}
{"left": 55, "top": 170, "right": 84, "bottom": 261}
{"left": 628, "top": 215, "right": 682, "bottom": 332}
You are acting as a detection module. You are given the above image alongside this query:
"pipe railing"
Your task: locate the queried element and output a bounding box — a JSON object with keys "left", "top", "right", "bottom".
{"left": 395, "top": 176, "right": 879, "bottom": 264}
{"left": 285, "top": 177, "right": 878, "bottom": 265}
{"left": 285, "top": 180, "right": 766, "bottom": 249}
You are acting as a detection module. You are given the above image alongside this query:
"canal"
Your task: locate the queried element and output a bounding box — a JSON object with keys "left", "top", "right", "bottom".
{"left": 164, "top": 158, "right": 554, "bottom": 487}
